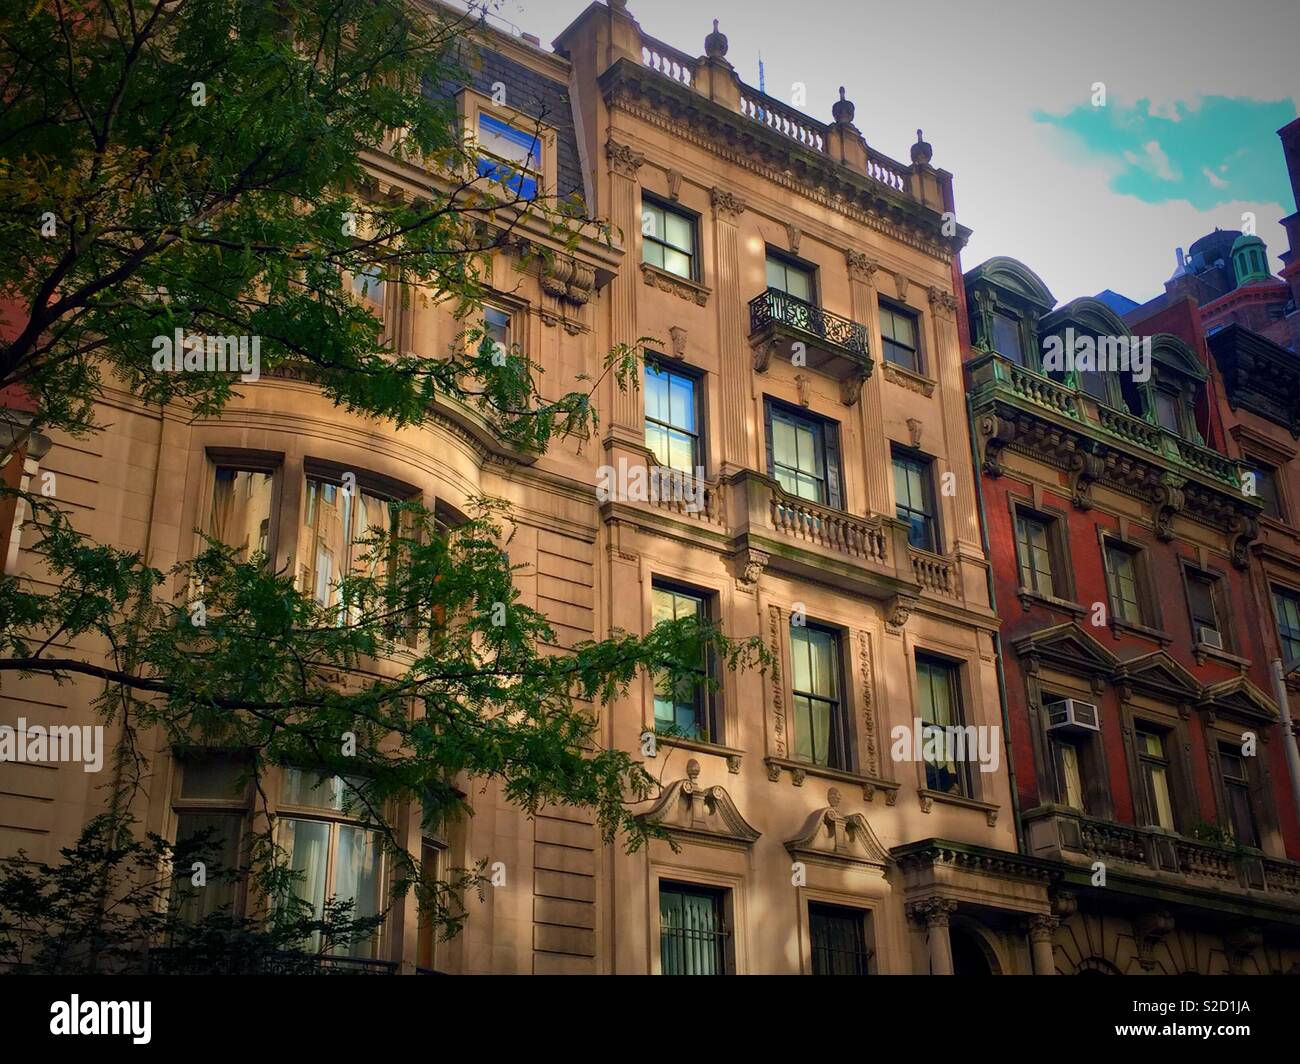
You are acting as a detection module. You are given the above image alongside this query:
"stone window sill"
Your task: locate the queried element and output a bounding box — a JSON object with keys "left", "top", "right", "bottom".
{"left": 918, "top": 787, "right": 1000, "bottom": 827}
{"left": 764, "top": 756, "right": 899, "bottom": 804}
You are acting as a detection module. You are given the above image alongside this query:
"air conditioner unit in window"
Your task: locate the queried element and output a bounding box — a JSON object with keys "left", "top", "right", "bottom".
{"left": 1197, "top": 625, "right": 1223, "bottom": 650}
{"left": 1046, "top": 698, "right": 1100, "bottom": 734}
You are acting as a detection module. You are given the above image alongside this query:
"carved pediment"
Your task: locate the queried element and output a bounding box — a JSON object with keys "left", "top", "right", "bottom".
{"left": 784, "top": 787, "right": 889, "bottom": 872}
{"left": 1114, "top": 650, "right": 1200, "bottom": 699}
{"left": 1013, "top": 623, "right": 1119, "bottom": 678}
{"left": 1200, "top": 676, "right": 1279, "bottom": 724}
{"left": 641, "top": 760, "right": 760, "bottom": 847}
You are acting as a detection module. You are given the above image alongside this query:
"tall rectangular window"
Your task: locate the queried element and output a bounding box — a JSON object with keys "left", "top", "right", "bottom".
{"left": 475, "top": 113, "right": 541, "bottom": 200}
{"left": 1273, "top": 586, "right": 1300, "bottom": 663}
{"left": 790, "top": 623, "right": 847, "bottom": 769}
{"left": 483, "top": 303, "right": 511, "bottom": 350}
{"left": 1136, "top": 727, "right": 1175, "bottom": 830}
{"left": 1052, "top": 736, "right": 1086, "bottom": 811}
{"left": 651, "top": 584, "right": 714, "bottom": 742}
{"left": 765, "top": 252, "right": 815, "bottom": 303}
{"left": 893, "top": 449, "right": 937, "bottom": 552}
{"left": 1014, "top": 510, "right": 1057, "bottom": 597}
{"left": 641, "top": 198, "right": 696, "bottom": 280}
{"left": 302, "top": 476, "right": 407, "bottom": 614}
{"left": 1185, "top": 568, "right": 1223, "bottom": 646}
{"left": 659, "top": 882, "right": 729, "bottom": 975}
{"left": 278, "top": 769, "right": 384, "bottom": 959}
{"left": 171, "top": 757, "right": 249, "bottom": 926}
{"left": 645, "top": 361, "right": 700, "bottom": 473}
{"left": 880, "top": 302, "right": 920, "bottom": 373}
{"left": 210, "top": 467, "right": 274, "bottom": 560}
{"left": 765, "top": 401, "right": 842, "bottom": 509}
{"left": 916, "top": 655, "right": 968, "bottom": 796}
{"left": 809, "top": 903, "right": 871, "bottom": 975}
{"left": 991, "top": 312, "right": 1024, "bottom": 364}
{"left": 1103, "top": 541, "right": 1145, "bottom": 625}
{"left": 1218, "top": 744, "right": 1259, "bottom": 847}
{"left": 1247, "top": 461, "right": 1283, "bottom": 520}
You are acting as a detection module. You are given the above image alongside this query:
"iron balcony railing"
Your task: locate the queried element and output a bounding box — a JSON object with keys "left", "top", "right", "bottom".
{"left": 145, "top": 947, "right": 398, "bottom": 975}
{"left": 748, "top": 288, "right": 870, "bottom": 360}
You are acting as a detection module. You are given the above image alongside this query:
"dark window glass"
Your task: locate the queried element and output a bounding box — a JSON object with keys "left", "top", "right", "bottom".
{"left": 916, "top": 655, "right": 968, "bottom": 796}
{"left": 645, "top": 362, "right": 700, "bottom": 473}
{"left": 659, "top": 883, "right": 728, "bottom": 975}
{"left": 1186, "top": 570, "right": 1221, "bottom": 642}
{"left": 880, "top": 303, "right": 920, "bottom": 373}
{"left": 1104, "top": 541, "right": 1144, "bottom": 625}
{"left": 790, "top": 623, "right": 847, "bottom": 769}
{"left": 1155, "top": 390, "right": 1181, "bottom": 433}
{"left": 641, "top": 198, "right": 696, "bottom": 280}
{"left": 1076, "top": 365, "right": 1110, "bottom": 402}
{"left": 991, "top": 312, "right": 1024, "bottom": 364}
{"left": 809, "top": 903, "right": 871, "bottom": 975}
{"left": 651, "top": 584, "right": 714, "bottom": 742}
{"left": 1014, "top": 510, "right": 1056, "bottom": 597}
{"left": 1272, "top": 586, "right": 1300, "bottom": 663}
{"left": 1219, "top": 744, "right": 1259, "bottom": 848}
{"left": 1247, "top": 462, "right": 1282, "bottom": 520}
{"left": 893, "top": 450, "right": 937, "bottom": 552}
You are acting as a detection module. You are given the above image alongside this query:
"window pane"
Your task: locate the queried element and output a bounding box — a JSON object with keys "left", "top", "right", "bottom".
{"left": 810, "top": 903, "right": 869, "bottom": 975}
{"left": 668, "top": 374, "right": 696, "bottom": 434}
{"left": 661, "top": 248, "right": 691, "bottom": 279}
{"left": 332, "top": 824, "right": 383, "bottom": 957}
{"left": 1149, "top": 766, "right": 1175, "bottom": 829}
{"left": 664, "top": 211, "right": 693, "bottom": 252}
{"left": 917, "top": 658, "right": 964, "bottom": 794}
{"left": 173, "top": 812, "right": 241, "bottom": 923}
{"left": 1057, "top": 741, "right": 1084, "bottom": 810}
{"left": 211, "top": 468, "right": 274, "bottom": 559}
{"left": 280, "top": 817, "right": 331, "bottom": 948}
{"left": 180, "top": 758, "right": 246, "bottom": 800}
{"left": 304, "top": 477, "right": 351, "bottom": 608}
{"left": 660, "top": 884, "right": 725, "bottom": 975}
{"left": 478, "top": 113, "right": 541, "bottom": 170}
{"left": 766, "top": 257, "right": 785, "bottom": 292}
{"left": 991, "top": 313, "right": 1023, "bottom": 363}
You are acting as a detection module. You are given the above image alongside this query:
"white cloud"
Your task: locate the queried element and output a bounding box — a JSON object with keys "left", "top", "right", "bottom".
{"left": 1202, "top": 165, "right": 1230, "bottom": 189}
{"left": 1122, "top": 139, "right": 1179, "bottom": 181}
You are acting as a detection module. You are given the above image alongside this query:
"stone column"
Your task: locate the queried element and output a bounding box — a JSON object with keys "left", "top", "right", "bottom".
{"left": 711, "top": 187, "right": 748, "bottom": 474}
{"left": 846, "top": 251, "right": 892, "bottom": 516}
{"left": 908, "top": 898, "right": 957, "bottom": 975}
{"left": 1028, "top": 914, "right": 1058, "bottom": 975}
{"left": 928, "top": 285, "right": 981, "bottom": 553}
{"left": 605, "top": 139, "right": 645, "bottom": 439}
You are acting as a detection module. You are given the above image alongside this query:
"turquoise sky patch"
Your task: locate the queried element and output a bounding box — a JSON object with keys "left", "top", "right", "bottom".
{"left": 1036, "top": 96, "right": 1296, "bottom": 209}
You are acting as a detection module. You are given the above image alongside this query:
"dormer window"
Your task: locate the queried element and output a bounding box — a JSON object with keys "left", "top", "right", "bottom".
{"left": 991, "top": 311, "right": 1025, "bottom": 365}
{"left": 1154, "top": 389, "right": 1183, "bottom": 434}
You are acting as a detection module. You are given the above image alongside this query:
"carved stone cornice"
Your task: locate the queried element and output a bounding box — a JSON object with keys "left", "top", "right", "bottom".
{"left": 640, "top": 759, "right": 760, "bottom": 847}
{"left": 709, "top": 186, "right": 746, "bottom": 221}
{"left": 640, "top": 263, "right": 711, "bottom": 306}
{"left": 605, "top": 138, "right": 645, "bottom": 178}
{"left": 882, "top": 361, "right": 937, "bottom": 397}
{"left": 598, "top": 59, "right": 967, "bottom": 260}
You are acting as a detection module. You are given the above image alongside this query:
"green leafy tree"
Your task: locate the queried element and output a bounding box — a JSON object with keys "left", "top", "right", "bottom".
{"left": 0, "top": 0, "right": 768, "bottom": 969}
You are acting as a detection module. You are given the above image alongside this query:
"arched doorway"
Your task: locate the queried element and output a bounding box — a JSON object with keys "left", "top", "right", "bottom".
{"left": 950, "top": 927, "right": 995, "bottom": 975}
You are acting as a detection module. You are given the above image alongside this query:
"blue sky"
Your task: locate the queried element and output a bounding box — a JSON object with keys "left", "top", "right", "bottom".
{"left": 489, "top": 0, "right": 1299, "bottom": 305}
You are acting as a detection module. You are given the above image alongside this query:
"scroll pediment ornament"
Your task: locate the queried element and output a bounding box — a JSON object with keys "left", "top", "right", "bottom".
{"left": 785, "top": 787, "right": 889, "bottom": 872}
{"left": 641, "top": 759, "right": 760, "bottom": 847}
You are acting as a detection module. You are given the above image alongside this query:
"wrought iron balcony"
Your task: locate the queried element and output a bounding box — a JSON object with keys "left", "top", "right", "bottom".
{"left": 748, "top": 288, "right": 873, "bottom": 405}
{"left": 145, "top": 947, "right": 398, "bottom": 975}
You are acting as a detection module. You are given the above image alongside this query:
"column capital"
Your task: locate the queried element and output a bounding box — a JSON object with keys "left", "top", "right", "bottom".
{"left": 710, "top": 186, "right": 746, "bottom": 221}
{"left": 907, "top": 896, "right": 958, "bottom": 928}
{"left": 845, "top": 249, "right": 879, "bottom": 284}
{"left": 1026, "top": 913, "right": 1060, "bottom": 943}
{"left": 605, "top": 138, "right": 645, "bottom": 178}
{"left": 928, "top": 285, "right": 959, "bottom": 320}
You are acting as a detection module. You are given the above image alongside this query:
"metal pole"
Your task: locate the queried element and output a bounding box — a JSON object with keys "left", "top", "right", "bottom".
{"left": 1269, "top": 658, "right": 1300, "bottom": 825}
